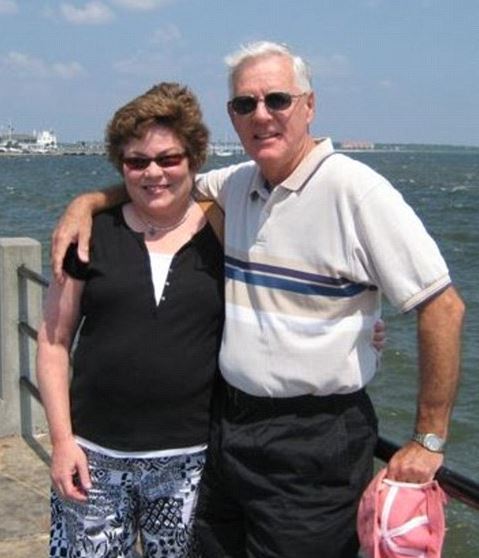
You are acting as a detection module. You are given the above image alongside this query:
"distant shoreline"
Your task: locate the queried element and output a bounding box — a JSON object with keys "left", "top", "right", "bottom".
{"left": 1, "top": 141, "right": 478, "bottom": 158}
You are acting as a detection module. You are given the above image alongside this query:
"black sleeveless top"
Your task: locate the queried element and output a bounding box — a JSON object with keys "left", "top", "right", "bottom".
{"left": 64, "top": 204, "right": 224, "bottom": 451}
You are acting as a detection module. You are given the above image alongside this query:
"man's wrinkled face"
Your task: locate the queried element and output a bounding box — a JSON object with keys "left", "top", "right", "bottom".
{"left": 228, "top": 54, "right": 315, "bottom": 184}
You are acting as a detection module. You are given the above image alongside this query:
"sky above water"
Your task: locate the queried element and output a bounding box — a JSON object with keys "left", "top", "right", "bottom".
{"left": 1, "top": 0, "right": 478, "bottom": 146}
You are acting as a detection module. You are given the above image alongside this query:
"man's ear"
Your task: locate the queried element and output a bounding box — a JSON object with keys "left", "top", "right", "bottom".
{"left": 227, "top": 102, "right": 235, "bottom": 122}
{"left": 305, "top": 91, "right": 316, "bottom": 126}
{"left": 227, "top": 103, "right": 239, "bottom": 131}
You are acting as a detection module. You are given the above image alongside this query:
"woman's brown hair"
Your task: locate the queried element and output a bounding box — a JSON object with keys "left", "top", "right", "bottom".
{"left": 106, "top": 82, "right": 209, "bottom": 173}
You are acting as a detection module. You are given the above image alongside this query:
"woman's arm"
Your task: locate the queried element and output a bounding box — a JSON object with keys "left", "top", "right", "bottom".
{"left": 36, "top": 275, "right": 91, "bottom": 502}
{"left": 51, "top": 185, "right": 127, "bottom": 282}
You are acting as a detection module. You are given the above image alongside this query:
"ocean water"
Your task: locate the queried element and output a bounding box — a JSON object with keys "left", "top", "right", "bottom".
{"left": 1, "top": 150, "right": 478, "bottom": 555}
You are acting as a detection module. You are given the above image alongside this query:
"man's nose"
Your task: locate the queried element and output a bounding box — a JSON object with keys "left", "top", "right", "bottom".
{"left": 252, "top": 99, "right": 274, "bottom": 120}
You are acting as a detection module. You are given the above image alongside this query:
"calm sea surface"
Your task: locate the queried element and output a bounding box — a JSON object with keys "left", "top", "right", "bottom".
{"left": 1, "top": 150, "right": 478, "bottom": 555}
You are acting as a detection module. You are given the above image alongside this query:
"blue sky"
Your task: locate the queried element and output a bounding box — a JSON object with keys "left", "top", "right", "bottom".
{"left": 1, "top": 0, "right": 478, "bottom": 145}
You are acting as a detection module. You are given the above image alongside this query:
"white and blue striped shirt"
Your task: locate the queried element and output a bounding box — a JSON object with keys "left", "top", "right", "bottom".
{"left": 196, "top": 138, "right": 450, "bottom": 397}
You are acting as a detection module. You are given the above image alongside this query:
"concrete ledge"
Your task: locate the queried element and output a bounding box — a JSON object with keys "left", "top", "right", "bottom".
{"left": 0, "top": 237, "right": 44, "bottom": 437}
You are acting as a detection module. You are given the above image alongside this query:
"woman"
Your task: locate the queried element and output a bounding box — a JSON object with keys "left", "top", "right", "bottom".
{"left": 36, "top": 83, "right": 224, "bottom": 557}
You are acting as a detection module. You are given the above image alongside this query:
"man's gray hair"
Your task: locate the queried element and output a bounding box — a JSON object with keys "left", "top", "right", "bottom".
{"left": 224, "top": 41, "right": 313, "bottom": 97}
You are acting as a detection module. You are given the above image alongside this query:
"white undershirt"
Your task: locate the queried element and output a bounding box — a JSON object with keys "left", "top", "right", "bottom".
{"left": 148, "top": 251, "right": 174, "bottom": 304}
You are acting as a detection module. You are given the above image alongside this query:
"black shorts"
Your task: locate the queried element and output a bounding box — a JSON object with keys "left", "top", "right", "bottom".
{"left": 197, "top": 379, "right": 378, "bottom": 558}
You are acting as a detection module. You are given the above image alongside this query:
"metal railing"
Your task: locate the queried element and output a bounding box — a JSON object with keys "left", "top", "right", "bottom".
{"left": 17, "top": 264, "right": 50, "bottom": 464}
{"left": 16, "top": 264, "right": 479, "bottom": 510}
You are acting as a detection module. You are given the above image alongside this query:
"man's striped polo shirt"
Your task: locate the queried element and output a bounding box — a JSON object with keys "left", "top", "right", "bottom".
{"left": 196, "top": 138, "right": 450, "bottom": 397}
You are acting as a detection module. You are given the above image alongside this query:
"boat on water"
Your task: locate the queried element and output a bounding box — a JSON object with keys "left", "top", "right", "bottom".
{"left": 209, "top": 139, "right": 244, "bottom": 158}
{"left": 214, "top": 147, "right": 234, "bottom": 157}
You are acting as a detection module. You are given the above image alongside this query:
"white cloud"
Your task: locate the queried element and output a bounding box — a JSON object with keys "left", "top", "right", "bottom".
{"left": 41, "top": 5, "right": 56, "bottom": 20}
{"left": 0, "top": 0, "right": 18, "bottom": 14}
{"left": 113, "top": 50, "right": 182, "bottom": 78}
{"left": 150, "top": 23, "right": 181, "bottom": 45}
{"left": 113, "top": 52, "right": 160, "bottom": 76}
{"left": 52, "top": 61, "right": 88, "bottom": 79}
{"left": 1, "top": 51, "right": 87, "bottom": 79}
{"left": 379, "top": 79, "right": 393, "bottom": 89}
{"left": 309, "top": 53, "right": 351, "bottom": 80}
{"left": 110, "top": 0, "right": 172, "bottom": 10}
{"left": 2, "top": 52, "right": 48, "bottom": 77}
{"left": 61, "top": 1, "right": 114, "bottom": 25}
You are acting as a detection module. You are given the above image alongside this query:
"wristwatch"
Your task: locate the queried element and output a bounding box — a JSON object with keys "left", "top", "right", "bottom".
{"left": 412, "top": 432, "right": 446, "bottom": 453}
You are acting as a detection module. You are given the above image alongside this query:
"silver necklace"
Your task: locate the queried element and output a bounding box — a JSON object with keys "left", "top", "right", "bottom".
{"left": 134, "top": 199, "right": 193, "bottom": 237}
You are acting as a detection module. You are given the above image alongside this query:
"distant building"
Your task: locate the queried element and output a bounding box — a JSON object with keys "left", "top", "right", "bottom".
{"left": 0, "top": 127, "right": 58, "bottom": 153}
{"left": 339, "top": 140, "right": 375, "bottom": 151}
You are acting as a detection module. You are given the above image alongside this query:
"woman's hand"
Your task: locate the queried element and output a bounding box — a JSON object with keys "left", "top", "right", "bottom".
{"left": 50, "top": 438, "right": 91, "bottom": 503}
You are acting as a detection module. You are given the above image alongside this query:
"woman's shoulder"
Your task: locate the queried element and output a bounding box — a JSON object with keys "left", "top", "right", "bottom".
{"left": 91, "top": 203, "right": 126, "bottom": 233}
{"left": 93, "top": 203, "right": 124, "bottom": 222}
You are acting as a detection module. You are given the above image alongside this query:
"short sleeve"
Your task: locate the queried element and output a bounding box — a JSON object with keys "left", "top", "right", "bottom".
{"left": 63, "top": 243, "right": 89, "bottom": 280}
{"left": 194, "top": 161, "right": 257, "bottom": 209}
{"left": 352, "top": 181, "right": 450, "bottom": 312}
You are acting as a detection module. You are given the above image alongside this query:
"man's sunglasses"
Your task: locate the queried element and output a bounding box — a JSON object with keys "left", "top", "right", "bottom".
{"left": 122, "top": 152, "right": 186, "bottom": 171}
{"left": 228, "top": 92, "right": 306, "bottom": 116}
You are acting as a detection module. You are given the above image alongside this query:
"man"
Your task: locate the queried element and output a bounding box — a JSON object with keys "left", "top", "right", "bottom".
{"left": 52, "top": 42, "right": 464, "bottom": 558}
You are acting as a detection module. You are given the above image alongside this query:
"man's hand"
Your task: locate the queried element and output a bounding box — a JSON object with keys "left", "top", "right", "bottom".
{"left": 50, "top": 185, "right": 128, "bottom": 282}
{"left": 51, "top": 196, "right": 93, "bottom": 282}
{"left": 372, "top": 319, "right": 386, "bottom": 351}
{"left": 386, "top": 440, "right": 444, "bottom": 483}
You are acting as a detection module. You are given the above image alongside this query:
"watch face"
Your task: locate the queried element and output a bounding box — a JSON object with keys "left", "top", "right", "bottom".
{"left": 425, "top": 434, "right": 443, "bottom": 451}
{"left": 413, "top": 432, "right": 445, "bottom": 452}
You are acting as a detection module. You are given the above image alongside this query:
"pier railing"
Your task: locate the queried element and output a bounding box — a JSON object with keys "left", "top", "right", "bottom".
{"left": 0, "top": 238, "right": 50, "bottom": 462}
{"left": 1, "top": 236, "right": 478, "bottom": 510}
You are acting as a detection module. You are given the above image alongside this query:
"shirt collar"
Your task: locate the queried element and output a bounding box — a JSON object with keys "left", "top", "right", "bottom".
{"left": 248, "top": 137, "right": 335, "bottom": 199}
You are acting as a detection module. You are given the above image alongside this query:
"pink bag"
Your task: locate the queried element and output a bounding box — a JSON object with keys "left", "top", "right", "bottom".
{"left": 357, "top": 468, "right": 447, "bottom": 557}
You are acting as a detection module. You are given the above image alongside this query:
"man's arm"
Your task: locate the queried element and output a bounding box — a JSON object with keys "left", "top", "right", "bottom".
{"left": 386, "top": 285, "right": 465, "bottom": 482}
{"left": 51, "top": 185, "right": 127, "bottom": 281}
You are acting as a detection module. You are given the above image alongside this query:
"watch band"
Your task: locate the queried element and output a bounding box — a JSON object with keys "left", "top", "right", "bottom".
{"left": 412, "top": 432, "right": 446, "bottom": 453}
